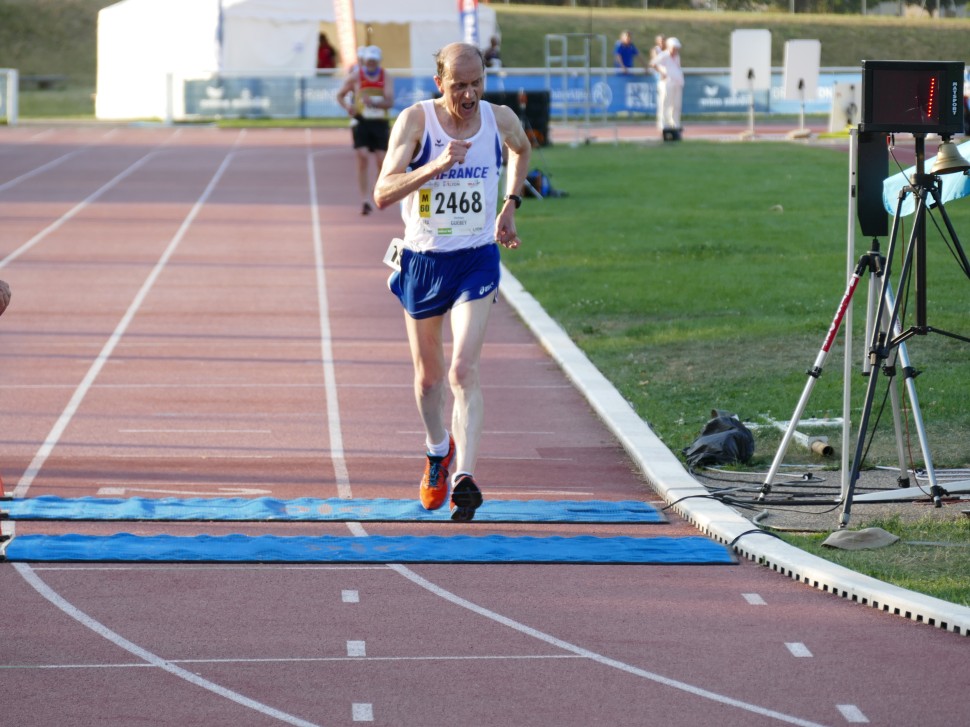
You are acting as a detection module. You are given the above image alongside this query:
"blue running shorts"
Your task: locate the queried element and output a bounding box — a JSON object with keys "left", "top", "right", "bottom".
{"left": 389, "top": 243, "right": 500, "bottom": 319}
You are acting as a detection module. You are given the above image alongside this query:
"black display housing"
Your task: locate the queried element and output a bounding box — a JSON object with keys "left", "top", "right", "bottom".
{"left": 860, "top": 60, "right": 965, "bottom": 135}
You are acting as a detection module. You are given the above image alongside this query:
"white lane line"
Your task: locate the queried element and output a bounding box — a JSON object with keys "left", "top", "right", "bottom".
{"left": 0, "top": 127, "right": 126, "bottom": 193}
{"left": 4, "top": 653, "right": 586, "bottom": 671}
{"left": 303, "top": 145, "right": 828, "bottom": 727}
{"left": 346, "top": 641, "right": 367, "bottom": 657}
{"left": 118, "top": 429, "right": 272, "bottom": 433}
{"left": 31, "top": 565, "right": 387, "bottom": 572}
{"left": 836, "top": 704, "right": 869, "bottom": 723}
{"left": 95, "top": 486, "right": 271, "bottom": 497}
{"left": 14, "top": 563, "right": 320, "bottom": 727}
{"left": 10, "top": 132, "right": 329, "bottom": 727}
{"left": 0, "top": 147, "right": 87, "bottom": 193}
{"left": 786, "top": 642, "right": 814, "bottom": 658}
{"left": 9, "top": 139, "right": 240, "bottom": 500}
{"left": 351, "top": 703, "right": 374, "bottom": 722}
{"left": 743, "top": 593, "right": 767, "bottom": 605}
{"left": 342, "top": 589, "right": 360, "bottom": 603}
{"left": 383, "top": 563, "right": 830, "bottom": 727}
{"left": 308, "top": 150, "right": 351, "bottom": 499}
{"left": 0, "top": 140, "right": 173, "bottom": 270}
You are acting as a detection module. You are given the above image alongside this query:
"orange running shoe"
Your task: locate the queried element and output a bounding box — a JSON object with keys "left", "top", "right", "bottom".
{"left": 450, "top": 474, "right": 483, "bottom": 522}
{"left": 419, "top": 435, "right": 455, "bottom": 510}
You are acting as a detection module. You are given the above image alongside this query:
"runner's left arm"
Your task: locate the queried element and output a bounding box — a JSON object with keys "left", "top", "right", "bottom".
{"left": 493, "top": 104, "right": 532, "bottom": 249}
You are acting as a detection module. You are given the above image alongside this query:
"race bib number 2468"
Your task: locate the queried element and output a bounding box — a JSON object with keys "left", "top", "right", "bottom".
{"left": 418, "top": 178, "right": 486, "bottom": 236}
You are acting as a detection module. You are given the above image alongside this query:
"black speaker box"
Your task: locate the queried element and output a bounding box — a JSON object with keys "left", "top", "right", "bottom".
{"left": 483, "top": 91, "right": 551, "bottom": 147}
{"left": 857, "top": 132, "right": 889, "bottom": 237}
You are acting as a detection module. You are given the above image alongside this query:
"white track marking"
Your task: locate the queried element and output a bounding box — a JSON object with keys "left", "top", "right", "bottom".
{"left": 9, "top": 139, "right": 240, "bottom": 500}
{"left": 95, "top": 486, "right": 271, "bottom": 497}
{"left": 307, "top": 151, "right": 351, "bottom": 498}
{"left": 0, "top": 148, "right": 86, "bottom": 194}
{"left": 10, "top": 131, "right": 328, "bottom": 727}
{"left": 743, "top": 593, "right": 767, "bottom": 605}
{"left": 387, "top": 563, "right": 830, "bottom": 727}
{"left": 0, "top": 127, "right": 128, "bottom": 194}
{"left": 351, "top": 703, "right": 374, "bottom": 722}
{"left": 4, "top": 653, "right": 585, "bottom": 670}
{"left": 836, "top": 704, "right": 869, "bottom": 723}
{"left": 786, "top": 642, "right": 814, "bottom": 658}
{"left": 14, "top": 564, "right": 320, "bottom": 727}
{"left": 0, "top": 138, "right": 179, "bottom": 270}
{"left": 342, "top": 590, "right": 360, "bottom": 603}
{"left": 346, "top": 641, "right": 367, "bottom": 657}
{"left": 118, "top": 429, "right": 271, "bottom": 434}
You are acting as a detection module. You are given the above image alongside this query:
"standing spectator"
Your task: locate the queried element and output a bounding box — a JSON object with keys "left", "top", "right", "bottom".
{"left": 0, "top": 279, "right": 9, "bottom": 316}
{"left": 613, "top": 30, "right": 648, "bottom": 74}
{"left": 337, "top": 45, "right": 394, "bottom": 215}
{"left": 651, "top": 36, "right": 685, "bottom": 139}
{"left": 650, "top": 33, "right": 667, "bottom": 131}
{"left": 372, "top": 42, "right": 531, "bottom": 522}
{"left": 316, "top": 32, "right": 336, "bottom": 70}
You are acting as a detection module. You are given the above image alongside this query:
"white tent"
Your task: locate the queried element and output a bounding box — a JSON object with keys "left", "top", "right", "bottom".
{"left": 96, "top": 0, "right": 498, "bottom": 120}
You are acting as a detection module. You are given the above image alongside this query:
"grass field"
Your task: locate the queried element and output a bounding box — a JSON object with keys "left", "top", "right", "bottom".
{"left": 506, "top": 140, "right": 970, "bottom": 470}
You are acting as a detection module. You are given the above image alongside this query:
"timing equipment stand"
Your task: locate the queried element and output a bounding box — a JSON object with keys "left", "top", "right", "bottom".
{"left": 840, "top": 133, "right": 970, "bottom": 527}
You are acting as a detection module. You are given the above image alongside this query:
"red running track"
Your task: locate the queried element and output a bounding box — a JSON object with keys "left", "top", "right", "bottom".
{"left": 0, "top": 124, "right": 965, "bottom": 727}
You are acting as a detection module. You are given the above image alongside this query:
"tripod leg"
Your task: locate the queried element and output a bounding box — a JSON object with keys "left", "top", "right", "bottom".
{"left": 759, "top": 257, "right": 867, "bottom": 499}
{"left": 868, "top": 287, "right": 943, "bottom": 505}
{"left": 843, "top": 191, "right": 926, "bottom": 526}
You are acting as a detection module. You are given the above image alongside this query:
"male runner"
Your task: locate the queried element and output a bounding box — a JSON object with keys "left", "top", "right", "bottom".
{"left": 338, "top": 45, "right": 393, "bottom": 215}
{"left": 373, "top": 42, "right": 531, "bottom": 521}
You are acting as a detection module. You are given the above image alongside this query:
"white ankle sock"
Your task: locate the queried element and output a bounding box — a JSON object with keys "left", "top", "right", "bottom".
{"left": 452, "top": 472, "right": 472, "bottom": 485}
{"left": 426, "top": 433, "right": 450, "bottom": 458}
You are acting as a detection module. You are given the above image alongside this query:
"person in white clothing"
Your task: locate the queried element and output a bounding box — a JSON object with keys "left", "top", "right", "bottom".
{"left": 373, "top": 42, "right": 531, "bottom": 521}
{"left": 650, "top": 36, "right": 685, "bottom": 139}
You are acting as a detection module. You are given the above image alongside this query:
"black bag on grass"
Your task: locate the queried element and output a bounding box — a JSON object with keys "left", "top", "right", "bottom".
{"left": 682, "top": 410, "right": 755, "bottom": 468}
{"left": 524, "top": 168, "right": 566, "bottom": 198}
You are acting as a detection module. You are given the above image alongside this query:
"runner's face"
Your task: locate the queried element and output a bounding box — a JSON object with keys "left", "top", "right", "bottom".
{"left": 438, "top": 54, "right": 484, "bottom": 122}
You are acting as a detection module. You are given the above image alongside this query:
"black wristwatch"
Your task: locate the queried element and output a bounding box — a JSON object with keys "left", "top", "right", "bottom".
{"left": 504, "top": 194, "right": 522, "bottom": 209}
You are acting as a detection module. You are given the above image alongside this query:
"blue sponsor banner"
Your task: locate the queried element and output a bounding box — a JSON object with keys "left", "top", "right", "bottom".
{"left": 472, "top": 71, "right": 864, "bottom": 118}
{"left": 182, "top": 70, "right": 865, "bottom": 120}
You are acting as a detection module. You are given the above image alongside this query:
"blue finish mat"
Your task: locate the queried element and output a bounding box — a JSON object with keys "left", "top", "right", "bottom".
{"left": 1, "top": 496, "right": 665, "bottom": 524}
{"left": 1, "top": 533, "right": 735, "bottom": 565}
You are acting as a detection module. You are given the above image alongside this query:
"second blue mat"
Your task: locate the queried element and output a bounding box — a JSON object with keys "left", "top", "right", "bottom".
{"left": 2, "top": 533, "right": 734, "bottom": 565}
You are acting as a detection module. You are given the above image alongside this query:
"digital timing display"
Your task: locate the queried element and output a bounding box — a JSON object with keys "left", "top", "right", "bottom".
{"left": 870, "top": 69, "right": 940, "bottom": 127}
{"left": 860, "top": 60, "right": 964, "bottom": 135}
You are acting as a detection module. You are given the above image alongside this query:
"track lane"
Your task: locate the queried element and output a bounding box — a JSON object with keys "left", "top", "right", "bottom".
{"left": 0, "top": 125, "right": 967, "bottom": 727}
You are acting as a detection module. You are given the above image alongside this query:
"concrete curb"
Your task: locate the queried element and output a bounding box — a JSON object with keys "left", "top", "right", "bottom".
{"left": 499, "top": 265, "right": 970, "bottom": 637}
